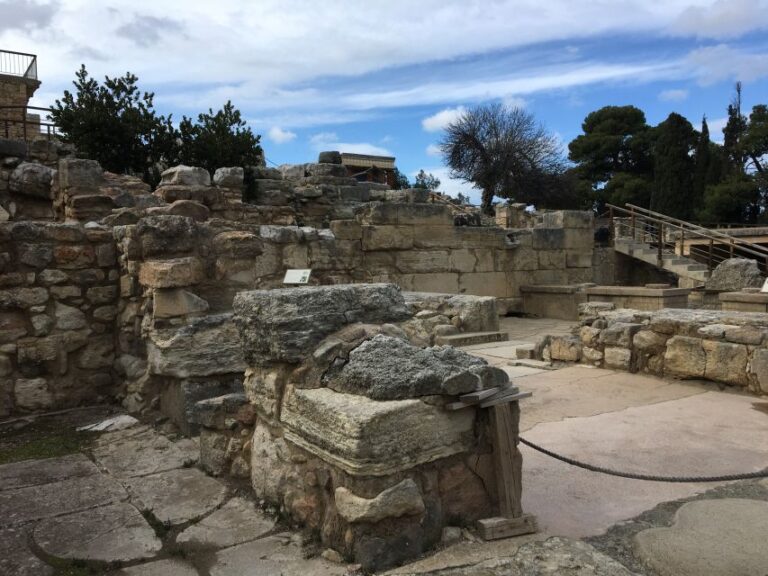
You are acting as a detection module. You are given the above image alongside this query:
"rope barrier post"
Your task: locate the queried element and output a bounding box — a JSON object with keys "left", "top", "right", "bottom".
{"left": 477, "top": 399, "right": 537, "bottom": 540}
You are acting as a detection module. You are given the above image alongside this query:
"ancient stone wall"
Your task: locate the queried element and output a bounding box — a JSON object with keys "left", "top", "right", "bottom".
{"left": 542, "top": 304, "right": 768, "bottom": 395}
{"left": 0, "top": 221, "right": 119, "bottom": 415}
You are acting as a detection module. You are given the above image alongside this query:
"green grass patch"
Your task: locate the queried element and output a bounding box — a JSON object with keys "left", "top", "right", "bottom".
{"left": 0, "top": 430, "right": 95, "bottom": 466}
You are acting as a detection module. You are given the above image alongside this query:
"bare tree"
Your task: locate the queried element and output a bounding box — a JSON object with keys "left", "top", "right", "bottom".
{"left": 440, "top": 103, "right": 565, "bottom": 214}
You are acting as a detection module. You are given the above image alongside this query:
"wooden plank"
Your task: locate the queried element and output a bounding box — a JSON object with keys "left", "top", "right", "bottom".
{"left": 459, "top": 387, "right": 500, "bottom": 404}
{"left": 477, "top": 514, "right": 537, "bottom": 540}
{"left": 491, "top": 403, "right": 523, "bottom": 518}
{"left": 479, "top": 390, "right": 530, "bottom": 409}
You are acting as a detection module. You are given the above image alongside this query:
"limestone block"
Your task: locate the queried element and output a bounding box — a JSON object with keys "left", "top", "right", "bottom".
{"left": 148, "top": 314, "right": 245, "bottom": 378}
{"left": 566, "top": 250, "right": 593, "bottom": 268}
{"left": 135, "top": 215, "right": 197, "bottom": 257}
{"left": 335, "top": 479, "right": 425, "bottom": 523}
{"left": 95, "top": 243, "right": 117, "bottom": 267}
{"left": 406, "top": 272, "right": 457, "bottom": 294}
{"left": 212, "top": 231, "right": 263, "bottom": 258}
{"left": 582, "top": 346, "right": 604, "bottom": 364}
{"left": 153, "top": 288, "right": 209, "bottom": 319}
{"left": 563, "top": 229, "right": 594, "bottom": 250}
{"left": 599, "top": 322, "right": 643, "bottom": 348}
{"left": 281, "top": 387, "right": 476, "bottom": 476}
{"left": 17, "top": 336, "right": 59, "bottom": 364}
{"left": 538, "top": 250, "right": 566, "bottom": 270}
{"left": 632, "top": 330, "right": 669, "bottom": 353}
{"left": 362, "top": 225, "right": 413, "bottom": 251}
{"left": 509, "top": 247, "right": 538, "bottom": 271}
{"left": 412, "top": 226, "right": 461, "bottom": 249}
{"left": 14, "top": 377, "right": 52, "bottom": 410}
{"left": 54, "top": 301, "right": 87, "bottom": 330}
{"left": 549, "top": 335, "right": 582, "bottom": 362}
{"left": 458, "top": 272, "right": 508, "bottom": 298}
{"left": 705, "top": 258, "right": 764, "bottom": 291}
{"left": 213, "top": 166, "right": 244, "bottom": 188}
{"left": 664, "top": 336, "right": 705, "bottom": 378}
{"left": 324, "top": 334, "right": 505, "bottom": 400}
{"left": 449, "top": 249, "right": 477, "bottom": 273}
{"left": 0, "top": 310, "right": 28, "bottom": 342}
{"left": 77, "top": 336, "right": 115, "bottom": 369}
{"left": 17, "top": 242, "right": 53, "bottom": 268}
{"left": 233, "top": 284, "right": 411, "bottom": 365}
{"left": 53, "top": 244, "right": 95, "bottom": 269}
{"left": 160, "top": 165, "right": 211, "bottom": 187}
{"left": 138, "top": 257, "right": 204, "bottom": 288}
{"left": 396, "top": 251, "right": 449, "bottom": 274}
{"left": 579, "top": 326, "right": 601, "bottom": 348}
{"left": 604, "top": 347, "right": 632, "bottom": 370}
{"left": 531, "top": 228, "right": 564, "bottom": 250}
{"left": 723, "top": 325, "right": 765, "bottom": 346}
{"left": 329, "top": 220, "right": 362, "bottom": 240}
{"left": 9, "top": 163, "right": 56, "bottom": 199}
{"left": 243, "top": 367, "right": 288, "bottom": 420}
{"left": 702, "top": 340, "right": 748, "bottom": 386}
{"left": 147, "top": 199, "right": 210, "bottom": 222}
{"left": 154, "top": 184, "right": 222, "bottom": 207}
{"left": 474, "top": 249, "right": 495, "bottom": 272}
{"left": 540, "top": 211, "right": 594, "bottom": 229}
{"left": 58, "top": 158, "right": 104, "bottom": 192}
{"left": 749, "top": 349, "right": 768, "bottom": 393}
{"left": 215, "top": 257, "right": 257, "bottom": 285}
{"left": 37, "top": 269, "right": 68, "bottom": 285}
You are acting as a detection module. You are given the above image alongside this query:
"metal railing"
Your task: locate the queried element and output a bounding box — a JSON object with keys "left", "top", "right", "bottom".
{"left": 0, "top": 50, "right": 37, "bottom": 80}
{"left": 0, "top": 105, "right": 59, "bottom": 142}
{"left": 606, "top": 203, "right": 768, "bottom": 275}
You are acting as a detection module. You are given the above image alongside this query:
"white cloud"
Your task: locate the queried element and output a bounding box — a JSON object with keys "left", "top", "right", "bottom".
{"left": 658, "top": 88, "right": 689, "bottom": 101}
{"left": 309, "top": 132, "right": 391, "bottom": 156}
{"left": 670, "top": 0, "right": 768, "bottom": 39}
{"left": 687, "top": 44, "right": 768, "bottom": 85}
{"left": 426, "top": 144, "right": 442, "bottom": 157}
{"left": 268, "top": 126, "right": 297, "bottom": 144}
{"left": 502, "top": 96, "right": 527, "bottom": 109}
{"left": 422, "top": 107, "right": 467, "bottom": 132}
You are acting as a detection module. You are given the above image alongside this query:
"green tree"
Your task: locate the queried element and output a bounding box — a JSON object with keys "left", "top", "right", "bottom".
{"left": 392, "top": 167, "right": 410, "bottom": 190}
{"left": 568, "top": 105, "right": 653, "bottom": 210}
{"left": 650, "top": 113, "right": 697, "bottom": 219}
{"left": 176, "top": 101, "right": 262, "bottom": 176}
{"left": 50, "top": 65, "right": 176, "bottom": 184}
{"left": 51, "top": 66, "right": 262, "bottom": 187}
{"left": 440, "top": 103, "right": 565, "bottom": 214}
{"left": 413, "top": 169, "right": 441, "bottom": 190}
{"left": 692, "top": 116, "right": 711, "bottom": 206}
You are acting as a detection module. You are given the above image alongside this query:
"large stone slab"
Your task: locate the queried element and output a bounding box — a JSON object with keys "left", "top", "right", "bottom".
{"left": 125, "top": 468, "right": 228, "bottom": 525}
{"left": 34, "top": 502, "right": 161, "bottom": 562}
{"left": 210, "top": 533, "right": 347, "bottom": 576}
{"left": 634, "top": 499, "right": 768, "bottom": 576}
{"left": 0, "top": 474, "right": 127, "bottom": 527}
{"left": 147, "top": 314, "right": 246, "bottom": 378}
{"left": 0, "top": 453, "right": 99, "bottom": 491}
{"left": 233, "top": 284, "right": 411, "bottom": 365}
{"left": 176, "top": 496, "right": 275, "bottom": 548}
{"left": 92, "top": 429, "right": 198, "bottom": 478}
{"left": 0, "top": 527, "right": 54, "bottom": 576}
{"left": 281, "top": 387, "right": 475, "bottom": 476}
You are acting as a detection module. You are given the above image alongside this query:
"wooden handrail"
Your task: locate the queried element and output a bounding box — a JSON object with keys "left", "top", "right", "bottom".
{"left": 607, "top": 203, "right": 768, "bottom": 260}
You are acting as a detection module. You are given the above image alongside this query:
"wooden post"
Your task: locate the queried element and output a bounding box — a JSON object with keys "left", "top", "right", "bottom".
{"left": 657, "top": 222, "right": 664, "bottom": 265}
{"left": 477, "top": 399, "right": 537, "bottom": 540}
{"left": 630, "top": 208, "right": 636, "bottom": 240}
{"left": 730, "top": 239, "right": 735, "bottom": 258}
{"left": 709, "top": 239, "right": 714, "bottom": 272}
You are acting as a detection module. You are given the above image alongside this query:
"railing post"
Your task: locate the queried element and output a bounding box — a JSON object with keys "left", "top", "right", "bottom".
{"left": 730, "top": 239, "right": 735, "bottom": 258}
{"left": 709, "top": 239, "right": 714, "bottom": 272}
{"left": 679, "top": 229, "right": 685, "bottom": 256}
{"left": 608, "top": 206, "right": 614, "bottom": 242}
{"left": 657, "top": 222, "right": 663, "bottom": 265}
{"left": 630, "top": 208, "right": 636, "bottom": 241}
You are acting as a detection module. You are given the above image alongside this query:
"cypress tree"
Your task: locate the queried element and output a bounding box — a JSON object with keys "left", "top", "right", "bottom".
{"left": 651, "top": 113, "right": 697, "bottom": 219}
{"left": 692, "top": 116, "right": 710, "bottom": 207}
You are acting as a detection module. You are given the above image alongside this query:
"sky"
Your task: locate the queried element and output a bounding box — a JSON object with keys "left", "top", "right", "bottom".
{"left": 2, "top": 0, "right": 768, "bottom": 203}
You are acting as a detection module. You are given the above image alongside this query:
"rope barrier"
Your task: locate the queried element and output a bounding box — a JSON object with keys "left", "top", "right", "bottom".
{"left": 519, "top": 437, "right": 768, "bottom": 483}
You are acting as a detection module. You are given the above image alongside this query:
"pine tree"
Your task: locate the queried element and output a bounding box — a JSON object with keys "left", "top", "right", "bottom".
{"left": 651, "top": 113, "right": 696, "bottom": 219}
{"left": 692, "top": 116, "right": 711, "bottom": 206}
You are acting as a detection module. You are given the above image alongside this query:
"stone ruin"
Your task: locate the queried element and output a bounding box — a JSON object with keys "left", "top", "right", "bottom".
{"left": 192, "top": 283, "right": 526, "bottom": 570}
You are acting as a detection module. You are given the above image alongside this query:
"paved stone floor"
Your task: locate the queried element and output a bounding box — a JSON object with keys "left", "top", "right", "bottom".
{"left": 2, "top": 316, "right": 768, "bottom": 575}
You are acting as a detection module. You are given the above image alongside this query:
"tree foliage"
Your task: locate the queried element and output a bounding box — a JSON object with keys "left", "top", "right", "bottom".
{"left": 50, "top": 66, "right": 262, "bottom": 187}
{"left": 650, "top": 113, "right": 697, "bottom": 219}
{"left": 440, "top": 103, "right": 565, "bottom": 214}
{"left": 413, "top": 169, "right": 441, "bottom": 190}
{"left": 392, "top": 168, "right": 410, "bottom": 190}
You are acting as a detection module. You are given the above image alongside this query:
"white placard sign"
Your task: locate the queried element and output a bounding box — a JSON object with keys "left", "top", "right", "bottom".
{"left": 762, "top": 277, "right": 768, "bottom": 293}
{"left": 284, "top": 269, "right": 312, "bottom": 284}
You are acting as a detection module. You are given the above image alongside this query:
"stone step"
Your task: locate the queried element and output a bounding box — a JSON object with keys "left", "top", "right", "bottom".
{"left": 515, "top": 345, "right": 535, "bottom": 359}
{"left": 435, "top": 331, "right": 510, "bottom": 347}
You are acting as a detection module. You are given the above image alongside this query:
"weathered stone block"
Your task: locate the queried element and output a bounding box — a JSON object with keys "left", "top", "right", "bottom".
{"left": 531, "top": 228, "right": 564, "bottom": 250}
{"left": 53, "top": 245, "right": 95, "bottom": 269}
{"left": 702, "top": 340, "right": 748, "bottom": 386}
{"left": 599, "top": 322, "right": 643, "bottom": 348}
{"left": 329, "top": 220, "right": 362, "bottom": 240}
{"left": 213, "top": 166, "right": 244, "bottom": 188}
{"left": 138, "top": 257, "right": 204, "bottom": 288}
{"left": 549, "top": 335, "right": 582, "bottom": 362}
{"left": 148, "top": 314, "right": 245, "bottom": 378}
{"left": 335, "top": 479, "right": 425, "bottom": 523}
{"left": 396, "top": 251, "right": 449, "bottom": 274}
{"left": 77, "top": 337, "right": 115, "bottom": 369}
{"left": 160, "top": 165, "right": 211, "bottom": 187}
{"left": 58, "top": 158, "right": 104, "bottom": 192}
{"left": 749, "top": 349, "right": 768, "bottom": 393}
{"left": 664, "top": 336, "right": 705, "bottom": 378}
{"left": 604, "top": 347, "right": 632, "bottom": 370}
{"left": 281, "top": 387, "right": 475, "bottom": 476}
{"left": 14, "top": 377, "right": 52, "bottom": 410}
{"left": 458, "top": 272, "right": 508, "bottom": 298}
{"left": 9, "top": 163, "right": 56, "bottom": 199}
{"left": 410, "top": 273, "right": 459, "bottom": 294}
{"left": 153, "top": 288, "right": 209, "bottom": 319}
{"left": 232, "top": 284, "right": 410, "bottom": 365}
{"left": 212, "top": 231, "right": 262, "bottom": 258}
{"left": 135, "top": 215, "right": 197, "bottom": 257}
{"left": 361, "top": 225, "right": 413, "bottom": 251}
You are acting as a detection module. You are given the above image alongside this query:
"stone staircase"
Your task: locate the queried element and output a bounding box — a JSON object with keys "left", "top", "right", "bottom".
{"left": 614, "top": 238, "right": 710, "bottom": 283}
